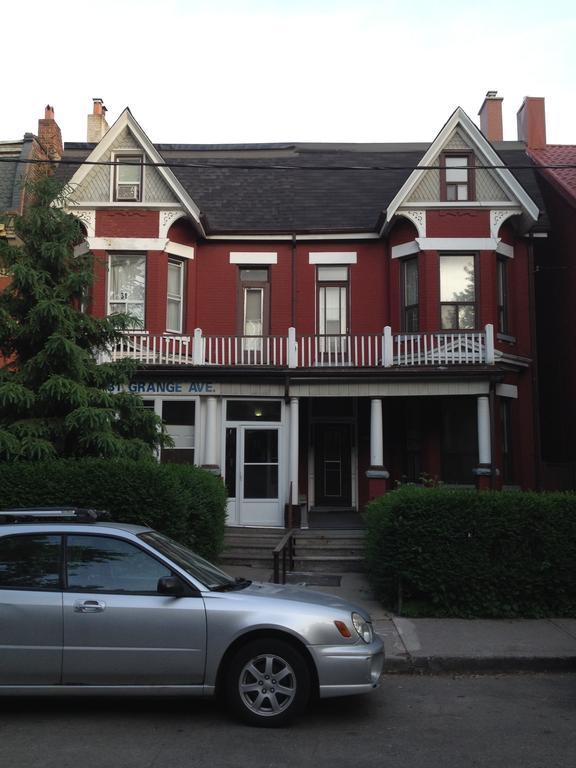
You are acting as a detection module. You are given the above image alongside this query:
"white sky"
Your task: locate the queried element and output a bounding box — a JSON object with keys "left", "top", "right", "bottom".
{"left": 1, "top": 0, "right": 575, "bottom": 146}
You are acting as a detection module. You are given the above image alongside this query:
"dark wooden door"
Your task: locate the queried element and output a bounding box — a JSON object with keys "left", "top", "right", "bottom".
{"left": 314, "top": 423, "right": 352, "bottom": 507}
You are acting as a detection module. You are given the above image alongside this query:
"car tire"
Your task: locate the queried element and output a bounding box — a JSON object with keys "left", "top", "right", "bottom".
{"left": 226, "top": 638, "right": 311, "bottom": 727}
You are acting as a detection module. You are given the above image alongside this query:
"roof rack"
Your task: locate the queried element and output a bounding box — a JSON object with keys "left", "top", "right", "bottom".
{"left": 0, "top": 507, "right": 112, "bottom": 524}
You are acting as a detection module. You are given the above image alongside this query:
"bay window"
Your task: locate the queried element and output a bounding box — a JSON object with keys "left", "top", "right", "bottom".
{"left": 167, "top": 259, "right": 184, "bottom": 333}
{"left": 440, "top": 254, "right": 476, "bottom": 330}
{"left": 402, "top": 257, "right": 419, "bottom": 332}
{"left": 108, "top": 253, "right": 146, "bottom": 326}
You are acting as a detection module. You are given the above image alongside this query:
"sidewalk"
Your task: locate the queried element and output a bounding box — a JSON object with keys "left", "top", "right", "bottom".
{"left": 224, "top": 564, "right": 576, "bottom": 674}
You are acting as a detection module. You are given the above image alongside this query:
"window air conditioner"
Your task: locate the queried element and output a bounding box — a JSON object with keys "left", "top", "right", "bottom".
{"left": 117, "top": 184, "right": 140, "bottom": 201}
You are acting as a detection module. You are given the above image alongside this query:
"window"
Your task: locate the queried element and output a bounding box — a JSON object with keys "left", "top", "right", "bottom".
{"left": 441, "top": 153, "right": 475, "bottom": 201}
{"left": 497, "top": 257, "right": 509, "bottom": 334}
{"left": 66, "top": 535, "right": 171, "bottom": 593}
{"left": 160, "top": 400, "right": 195, "bottom": 465}
{"left": 238, "top": 268, "right": 269, "bottom": 356}
{"left": 0, "top": 535, "right": 61, "bottom": 590}
{"left": 440, "top": 254, "right": 476, "bottom": 329}
{"left": 402, "top": 258, "right": 419, "bottom": 332}
{"left": 113, "top": 154, "right": 143, "bottom": 201}
{"left": 108, "top": 253, "right": 146, "bottom": 326}
{"left": 167, "top": 260, "right": 184, "bottom": 333}
{"left": 500, "top": 399, "right": 514, "bottom": 483}
{"left": 317, "top": 266, "right": 348, "bottom": 337}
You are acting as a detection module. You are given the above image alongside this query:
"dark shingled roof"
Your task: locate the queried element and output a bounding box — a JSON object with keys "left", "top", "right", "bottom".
{"left": 55, "top": 141, "right": 548, "bottom": 234}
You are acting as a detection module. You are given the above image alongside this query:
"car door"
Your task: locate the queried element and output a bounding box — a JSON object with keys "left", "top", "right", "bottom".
{"left": 62, "top": 534, "right": 207, "bottom": 686}
{"left": 0, "top": 533, "right": 63, "bottom": 685}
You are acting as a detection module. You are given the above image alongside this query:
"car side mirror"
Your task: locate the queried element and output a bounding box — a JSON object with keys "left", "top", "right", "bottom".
{"left": 157, "top": 576, "right": 184, "bottom": 596}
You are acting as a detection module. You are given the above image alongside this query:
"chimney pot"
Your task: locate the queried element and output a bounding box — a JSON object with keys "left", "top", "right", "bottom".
{"left": 517, "top": 96, "right": 546, "bottom": 149}
{"left": 44, "top": 105, "right": 55, "bottom": 120}
{"left": 478, "top": 90, "right": 503, "bottom": 142}
{"left": 93, "top": 97, "right": 104, "bottom": 115}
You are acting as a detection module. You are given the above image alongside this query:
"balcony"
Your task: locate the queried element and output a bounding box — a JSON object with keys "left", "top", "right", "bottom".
{"left": 98, "top": 325, "right": 495, "bottom": 368}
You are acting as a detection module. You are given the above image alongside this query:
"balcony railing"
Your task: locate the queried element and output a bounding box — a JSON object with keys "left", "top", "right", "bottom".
{"left": 98, "top": 325, "right": 495, "bottom": 368}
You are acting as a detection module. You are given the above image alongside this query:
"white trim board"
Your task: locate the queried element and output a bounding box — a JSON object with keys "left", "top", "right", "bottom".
{"left": 309, "top": 252, "right": 357, "bottom": 264}
{"left": 88, "top": 237, "right": 167, "bottom": 251}
{"left": 229, "top": 252, "right": 278, "bottom": 264}
{"left": 166, "top": 242, "right": 195, "bottom": 260}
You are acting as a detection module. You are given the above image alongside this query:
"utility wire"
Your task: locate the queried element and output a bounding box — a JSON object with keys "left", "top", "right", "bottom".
{"left": 0, "top": 157, "right": 575, "bottom": 172}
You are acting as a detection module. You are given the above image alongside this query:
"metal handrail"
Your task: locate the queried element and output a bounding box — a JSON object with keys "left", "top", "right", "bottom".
{"left": 272, "top": 529, "right": 297, "bottom": 584}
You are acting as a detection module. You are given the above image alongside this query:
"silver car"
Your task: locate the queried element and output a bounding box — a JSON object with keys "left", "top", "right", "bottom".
{"left": 0, "top": 508, "right": 384, "bottom": 726}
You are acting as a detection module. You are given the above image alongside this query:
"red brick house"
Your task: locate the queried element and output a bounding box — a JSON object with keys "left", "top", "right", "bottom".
{"left": 54, "top": 95, "right": 548, "bottom": 527}
{"left": 525, "top": 112, "right": 576, "bottom": 488}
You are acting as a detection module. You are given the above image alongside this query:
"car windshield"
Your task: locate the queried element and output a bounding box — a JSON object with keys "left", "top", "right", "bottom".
{"left": 139, "top": 531, "right": 238, "bottom": 590}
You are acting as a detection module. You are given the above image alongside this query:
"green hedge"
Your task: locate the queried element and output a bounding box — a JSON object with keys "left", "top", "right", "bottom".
{"left": 0, "top": 459, "right": 227, "bottom": 559}
{"left": 364, "top": 487, "right": 576, "bottom": 618}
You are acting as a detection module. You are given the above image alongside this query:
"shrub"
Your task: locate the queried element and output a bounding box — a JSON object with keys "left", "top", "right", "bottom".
{"left": 364, "top": 487, "right": 576, "bottom": 618}
{"left": 0, "top": 459, "right": 227, "bottom": 559}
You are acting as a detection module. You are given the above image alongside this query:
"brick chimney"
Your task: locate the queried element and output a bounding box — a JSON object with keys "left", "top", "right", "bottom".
{"left": 478, "top": 91, "right": 503, "bottom": 142}
{"left": 37, "top": 104, "right": 63, "bottom": 160}
{"left": 517, "top": 97, "right": 546, "bottom": 149}
{"left": 87, "top": 98, "right": 110, "bottom": 143}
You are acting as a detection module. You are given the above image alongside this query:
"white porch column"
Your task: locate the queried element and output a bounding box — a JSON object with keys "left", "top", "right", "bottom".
{"left": 289, "top": 397, "right": 299, "bottom": 504}
{"left": 204, "top": 396, "right": 218, "bottom": 467}
{"left": 477, "top": 395, "right": 491, "bottom": 465}
{"left": 370, "top": 398, "right": 384, "bottom": 467}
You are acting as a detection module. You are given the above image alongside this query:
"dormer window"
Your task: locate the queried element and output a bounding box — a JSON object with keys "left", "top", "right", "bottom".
{"left": 114, "top": 154, "right": 143, "bottom": 202}
{"left": 441, "top": 153, "right": 475, "bottom": 202}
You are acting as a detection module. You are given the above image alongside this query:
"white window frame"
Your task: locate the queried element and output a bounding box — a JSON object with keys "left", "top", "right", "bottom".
{"left": 111, "top": 151, "right": 144, "bottom": 202}
{"left": 166, "top": 259, "right": 184, "bottom": 334}
{"left": 107, "top": 252, "right": 146, "bottom": 327}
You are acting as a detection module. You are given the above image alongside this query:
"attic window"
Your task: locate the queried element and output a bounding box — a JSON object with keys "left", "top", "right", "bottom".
{"left": 113, "top": 154, "right": 143, "bottom": 202}
{"left": 441, "top": 153, "right": 475, "bottom": 202}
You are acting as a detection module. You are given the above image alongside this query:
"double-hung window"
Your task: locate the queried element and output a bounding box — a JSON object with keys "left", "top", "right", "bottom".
{"left": 440, "top": 254, "right": 476, "bottom": 330}
{"left": 402, "top": 258, "right": 419, "bottom": 332}
{"left": 167, "top": 260, "right": 184, "bottom": 333}
{"left": 113, "top": 154, "right": 143, "bottom": 202}
{"left": 497, "top": 257, "right": 509, "bottom": 334}
{"left": 317, "top": 265, "right": 348, "bottom": 335}
{"left": 239, "top": 268, "right": 269, "bottom": 355}
{"left": 441, "top": 153, "right": 475, "bottom": 202}
{"left": 108, "top": 253, "right": 146, "bottom": 326}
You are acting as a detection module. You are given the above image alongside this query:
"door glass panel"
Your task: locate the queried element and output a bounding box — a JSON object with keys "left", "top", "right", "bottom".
{"left": 0, "top": 535, "right": 61, "bottom": 589}
{"left": 67, "top": 536, "right": 171, "bottom": 593}
{"left": 243, "top": 429, "right": 278, "bottom": 499}
{"left": 225, "top": 427, "right": 237, "bottom": 498}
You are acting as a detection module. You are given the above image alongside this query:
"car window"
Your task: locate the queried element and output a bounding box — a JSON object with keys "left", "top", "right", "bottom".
{"left": 66, "top": 535, "right": 172, "bottom": 593}
{"left": 0, "top": 534, "right": 61, "bottom": 590}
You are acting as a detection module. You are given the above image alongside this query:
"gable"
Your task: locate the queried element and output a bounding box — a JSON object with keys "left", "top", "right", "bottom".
{"left": 384, "top": 108, "right": 540, "bottom": 234}
{"left": 408, "top": 129, "right": 512, "bottom": 204}
{"left": 71, "top": 126, "right": 179, "bottom": 205}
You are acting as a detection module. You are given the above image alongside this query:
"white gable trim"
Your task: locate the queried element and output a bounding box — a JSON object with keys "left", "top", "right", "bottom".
{"left": 382, "top": 107, "right": 539, "bottom": 234}
{"left": 66, "top": 109, "right": 205, "bottom": 236}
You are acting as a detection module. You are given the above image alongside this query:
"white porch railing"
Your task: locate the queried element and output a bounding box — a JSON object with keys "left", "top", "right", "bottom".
{"left": 98, "top": 324, "right": 495, "bottom": 368}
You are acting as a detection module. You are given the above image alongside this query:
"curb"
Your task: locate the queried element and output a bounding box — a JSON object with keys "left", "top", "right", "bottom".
{"left": 383, "top": 655, "right": 576, "bottom": 674}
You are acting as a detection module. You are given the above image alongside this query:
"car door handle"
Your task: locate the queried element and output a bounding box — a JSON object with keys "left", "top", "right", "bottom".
{"left": 74, "top": 600, "right": 106, "bottom": 613}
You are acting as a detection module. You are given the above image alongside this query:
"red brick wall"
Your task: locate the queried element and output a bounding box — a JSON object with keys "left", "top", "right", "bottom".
{"left": 95, "top": 210, "right": 159, "bottom": 238}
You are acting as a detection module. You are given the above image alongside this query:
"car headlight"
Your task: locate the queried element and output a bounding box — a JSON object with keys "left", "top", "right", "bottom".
{"left": 352, "top": 612, "right": 373, "bottom": 644}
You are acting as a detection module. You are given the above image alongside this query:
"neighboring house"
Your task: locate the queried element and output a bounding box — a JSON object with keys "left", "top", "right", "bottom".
{"left": 0, "top": 106, "right": 63, "bottom": 289}
{"left": 526, "top": 116, "right": 576, "bottom": 488}
{"left": 54, "top": 95, "right": 548, "bottom": 528}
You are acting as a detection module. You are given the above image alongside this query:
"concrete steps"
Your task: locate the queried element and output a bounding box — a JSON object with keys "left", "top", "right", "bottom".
{"left": 219, "top": 527, "right": 366, "bottom": 573}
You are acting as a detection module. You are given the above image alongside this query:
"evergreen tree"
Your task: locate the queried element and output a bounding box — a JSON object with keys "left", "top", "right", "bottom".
{"left": 0, "top": 177, "right": 168, "bottom": 461}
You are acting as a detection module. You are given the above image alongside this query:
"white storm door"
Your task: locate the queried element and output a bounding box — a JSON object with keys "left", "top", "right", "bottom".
{"left": 239, "top": 427, "right": 280, "bottom": 526}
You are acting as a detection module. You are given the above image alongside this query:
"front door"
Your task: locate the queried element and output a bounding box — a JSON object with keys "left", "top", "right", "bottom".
{"left": 314, "top": 423, "right": 352, "bottom": 507}
{"left": 226, "top": 426, "right": 281, "bottom": 526}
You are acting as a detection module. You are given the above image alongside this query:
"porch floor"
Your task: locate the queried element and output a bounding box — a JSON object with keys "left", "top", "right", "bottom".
{"left": 308, "top": 508, "right": 364, "bottom": 529}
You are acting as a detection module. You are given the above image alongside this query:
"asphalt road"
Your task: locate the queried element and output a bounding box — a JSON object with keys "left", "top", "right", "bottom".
{"left": 1, "top": 674, "right": 574, "bottom": 768}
